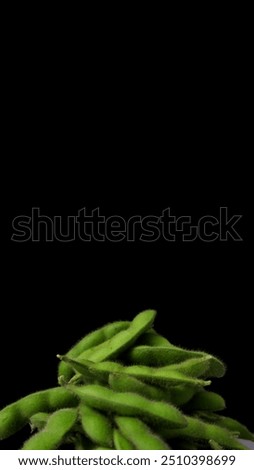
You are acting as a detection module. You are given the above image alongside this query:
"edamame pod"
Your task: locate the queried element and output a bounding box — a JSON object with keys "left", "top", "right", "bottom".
{"left": 57, "top": 356, "right": 96, "bottom": 382}
{"left": 165, "top": 357, "right": 213, "bottom": 378}
{"left": 79, "top": 404, "right": 113, "bottom": 448}
{"left": 61, "top": 358, "right": 124, "bottom": 383}
{"left": 216, "top": 416, "right": 254, "bottom": 441}
{"left": 126, "top": 346, "right": 225, "bottom": 377}
{"left": 168, "top": 385, "right": 196, "bottom": 406}
{"left": 124, "top": 365, "right": 211, "bottom": 388}
{"left": 184, "top": 390, "right": 226, "bottom": 412}
{"left": 199, "top": 413, "right": 254, "bottom": 441}
{"left": 125, "top": 345, "right": 205, "bottom": 366}
{"left": 115, "top": 416, "right": 170, "bottom": 450}
{"left": 109, "top": 373, "right": 170, "bottom": 402}
{"left": 0, "top": 309, "right": 251, "bottom": 450}
{"left": 76, "top": 310, "right": 157, "bottom": 363}
{"left": 58, "top": 321, "right": 130, "bottom": 380}
{"left": 113, "top": 428, "right": 135, "bottom": 450}
{"left": 22, "top": 408, "right": 78, "bottom": 450}
{"left": 160, "top": 416, "right": 248, "bottom": 450}
{"left": 29, "top": 412, "right": 50, "bottom": 432}
{"left": 136, "top": 330, "right": 171, "bottom": 347}
{"left": 85, "top": 361, "right": 123, "bottom": 382}
{"left": 66, "top": 384, "right": 187, "bottom": 428}
{"left": 0, "top": 387, "right": 78, "bottom": 440}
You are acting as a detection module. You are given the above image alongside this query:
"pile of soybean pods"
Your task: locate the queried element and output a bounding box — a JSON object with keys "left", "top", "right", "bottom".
{"left": 1, "top": 310, "right": 253, "bottom": 450}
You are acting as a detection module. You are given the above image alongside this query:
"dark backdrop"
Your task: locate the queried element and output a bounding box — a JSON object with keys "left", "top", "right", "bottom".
{"left": 2, "top": 17, "right": 252, "bottom": 449}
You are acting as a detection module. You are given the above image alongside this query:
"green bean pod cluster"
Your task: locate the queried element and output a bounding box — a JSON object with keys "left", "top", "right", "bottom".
{"left": 0, "top": 309, "right": 253, "bottom": 450}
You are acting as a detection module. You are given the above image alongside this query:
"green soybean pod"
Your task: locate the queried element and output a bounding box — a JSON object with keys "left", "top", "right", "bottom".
{"left": 109, "top": 374, "right": 196, "bottom": 407}
{"left": 217, "top": 416, "right": 254, "bottom": 441}
{"left": 58, "top": 321, "right": 130, "bottom": 380}
{"left": 22, "top": 408, "right": 78, "bottom": 450}
{"left": 136, "top": 329, "right": 171, "bottom": 346}
{"left": 168, "top": 385, "right": 196, "bottom": 406}
{"left": 165, "top": 355, "right": 225, "bottom": 379}
{"left": 79, "top": 404, "right": 113, "bottom": 448}
{"left": 29, "top": 412, "right": 50, "bottom": 432}
{"left": 115, "top": 416, "right": 170, "bottom": 450}
{"left": 184, "top": 390, "right": 226, "bottom": 412}
{"left": 83, "top": 361, "right": 201, "bottom": 392}
{"left": 123, "top": 365, "right": 211, "bottom": 388}
{"left": 160, "top": 416, "right": 248, "bottom": 450}
{"left": 87, "top": 361, "right": 123, "bottom": 382}
{"left": 64, "top": 360, "right": 124, "bottom": 384}
{"left": 125, "top": 345, "right": 205, "bottom": 366}
{"left": 113, "top": 428, "right": 135, "bottom": 450}
{"left": 66, "top": 383, "right": 187, "bottom": 428}
{"left": 57, "top": 355, "right": 97, "bottom": 382}
{"left": 126, "top": 346, "right": 225, "bottom": 377}
{"left": 164, "top": 357, "right": 212, "bottom": 378}
{"left": 193, "top": 354, "right": 225, "bottom": 378}
{"left": 108, "top": 373, "right": 170, "bottom": 402}
{"left": 200, "top": 413, "right": 254, "bottom": 441}
{"left": 77, "top": 309, "right": 157, "bottom": 363}
{"left": 0, "top": 387, "right": 78, "bottom": 440}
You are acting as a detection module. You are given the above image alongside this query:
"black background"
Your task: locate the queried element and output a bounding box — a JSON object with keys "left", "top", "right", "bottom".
{"left": 2, "top": 14, "right": 252, "bottom": 449}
